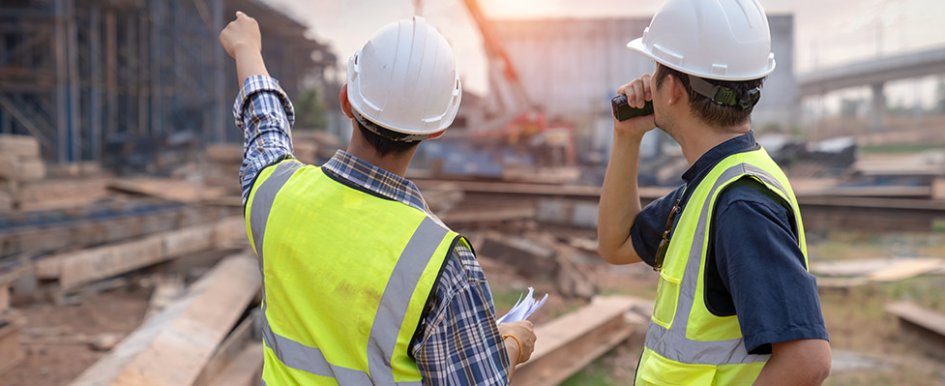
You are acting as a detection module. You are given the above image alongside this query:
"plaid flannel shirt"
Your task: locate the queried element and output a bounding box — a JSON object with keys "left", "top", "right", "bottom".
{"left": 234, "top": 75, "right": 511, "bottom": 385}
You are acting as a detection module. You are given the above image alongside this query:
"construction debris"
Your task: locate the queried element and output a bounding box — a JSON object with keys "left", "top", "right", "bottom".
{"left": 812, "top": 257, "right": 945, "bottom": 287}
{"left": 0, "top": 318, "right": 24, "bottom": 374}
{"left": 886, "top": 301, "right": 945, "bottom": 358}
{"left": 34, "top": 217, "right": 246, "bottom": 292}
{"left": 513, "top": 296, "right": 652, "bottom": 386}
{"left": 69, "top": 254, "right": 261, "bottom": 386}
{"left": 109, "top": 178, "right": 227, "bottom": 204}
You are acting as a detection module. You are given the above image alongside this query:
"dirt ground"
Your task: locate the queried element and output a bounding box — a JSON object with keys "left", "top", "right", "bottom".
{"left": 4, "top": 229, "right": 945, "bottom": 385}
{"left": 5, "top": 288, "right": 151, "bottom": 386}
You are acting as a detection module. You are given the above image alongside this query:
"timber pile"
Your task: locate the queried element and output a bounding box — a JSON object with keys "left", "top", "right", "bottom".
{"left": 0, "top": 135, "right": 47, "bottom": 211}
{"left": 69, "top": 254, "right": 262, "bottom": 386}
{"left": 203, "top": 144, "right": 242, "bottom": 196}
{"left": 35, "top": 217, "right": 246, "bottom": 292}
{"left": 813, "top": 257, "right": 945, "bottom": 289}
{"left": 514, "top": 296, "right": 652, "bottom": 386}
{"left": 479, "top": 234, "right": 597, "bottom": 299}
{"left": 886, "top": 301, "right": 945, "bottom": 358}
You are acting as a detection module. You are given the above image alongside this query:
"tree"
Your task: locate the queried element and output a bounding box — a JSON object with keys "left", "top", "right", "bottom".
{"left": 937, "top": 77, "right": 945, "bottom": 114}
{"left": 296, "top": 88, "right": 329, "bottom": 129}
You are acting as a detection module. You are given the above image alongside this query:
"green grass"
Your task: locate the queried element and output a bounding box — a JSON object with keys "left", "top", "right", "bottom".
{"left": 858, "top": 143, "right": 945, "bottom": 154}
{"left": 560, "top": 356, "right": 616, "bottom": 386}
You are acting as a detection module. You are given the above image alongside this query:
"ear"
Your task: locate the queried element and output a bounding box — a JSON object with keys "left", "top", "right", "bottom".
{"left": 340, "top": 84, "right": 354, "bottom": 119}
{"left": 427, "top": 130, "right": 446, "bottom": 140}
{"left": 668, "top": 74, "right": 688, "bottom": 106}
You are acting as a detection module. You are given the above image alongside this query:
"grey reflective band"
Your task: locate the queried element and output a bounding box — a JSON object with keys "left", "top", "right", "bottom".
{"left": 646, "top": 163, "right": 794, "bottom": 365}
{"left": 250, "top": 160, "right": 303, "bottom": 267}
{"left": 250, "top": 172, "right": 444, "bottom": 385}
{"left": 367, "top": 217, "right": 449, "bottom": 384}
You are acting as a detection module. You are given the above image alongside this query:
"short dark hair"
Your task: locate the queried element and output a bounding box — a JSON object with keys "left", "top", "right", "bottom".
{"left": 654, "top": 64, "right": 765, "bottom": 128}
{"left": 356, "top": 120, "right": 420, "bottom": 157}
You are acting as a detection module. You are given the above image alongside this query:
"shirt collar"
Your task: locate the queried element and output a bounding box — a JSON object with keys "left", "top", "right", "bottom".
{"left": 681, "top": 131, "right": 760, "bottom": 183}
{"left": 322, "top": 150, "right": 429, "bottom": 212}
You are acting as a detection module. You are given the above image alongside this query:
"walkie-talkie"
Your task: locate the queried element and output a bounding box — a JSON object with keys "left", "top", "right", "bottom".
{"left": 611, "top": 95, "right": 653, "bottom": 121}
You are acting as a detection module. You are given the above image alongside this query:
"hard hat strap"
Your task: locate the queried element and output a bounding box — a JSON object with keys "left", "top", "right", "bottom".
{"left": 353, "top": 110, "right": 427, "bottom": 143}
{"left": 688, "top": 75, "right": 761, "bottom": 112}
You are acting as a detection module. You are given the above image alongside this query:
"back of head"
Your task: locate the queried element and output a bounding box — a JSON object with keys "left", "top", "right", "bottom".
{"left": 628, "top": 0, "right": 774, "bottom": 128}
{"left": 347, "top": 17, "right": 462, "bottom": 149}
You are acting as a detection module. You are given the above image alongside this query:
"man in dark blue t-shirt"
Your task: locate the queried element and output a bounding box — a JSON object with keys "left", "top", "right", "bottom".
{"left": 597, "top": 2, "right": 830, "bottom": 384}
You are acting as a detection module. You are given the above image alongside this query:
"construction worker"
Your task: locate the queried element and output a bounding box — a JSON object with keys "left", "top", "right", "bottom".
{"left": 219, "top": 12, "right": 536, "bottom": 385}
{"left": 597, "top": 1, "right": 831, "bottom": 385}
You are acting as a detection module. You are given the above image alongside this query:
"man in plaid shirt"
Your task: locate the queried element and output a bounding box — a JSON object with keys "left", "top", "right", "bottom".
{"left": 220, "top": 11, "right": 536, "bottom": 385}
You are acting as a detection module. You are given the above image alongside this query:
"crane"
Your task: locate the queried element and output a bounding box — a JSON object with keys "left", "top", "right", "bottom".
{"left": 459, "top": 0, "right": 575, "bottom": 165}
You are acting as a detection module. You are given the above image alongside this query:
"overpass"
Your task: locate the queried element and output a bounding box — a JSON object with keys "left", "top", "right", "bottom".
{"left": 797, "top": 46, "right": 945, "bottom": 129}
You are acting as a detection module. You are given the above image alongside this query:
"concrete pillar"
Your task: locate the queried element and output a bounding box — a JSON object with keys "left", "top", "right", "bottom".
{"left": 871, "top": 82, "right": 886, "bottom": 131}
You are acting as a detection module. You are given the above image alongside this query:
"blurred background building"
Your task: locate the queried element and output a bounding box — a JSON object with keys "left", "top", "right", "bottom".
{"left": 0, "top": 0, "right": 337, "bottom": 168}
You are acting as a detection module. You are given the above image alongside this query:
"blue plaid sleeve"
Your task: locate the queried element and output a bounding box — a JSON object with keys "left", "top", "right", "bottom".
{"left": 412, "top": 242, "right": 511, "bottom": 385}
{"left": 233, "top": 75, "right": 296, "bottom": 204}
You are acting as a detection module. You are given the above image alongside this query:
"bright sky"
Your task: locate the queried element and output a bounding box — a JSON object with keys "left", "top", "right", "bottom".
{"left": 261, "top": 0, "right": 945, "bottom": 102}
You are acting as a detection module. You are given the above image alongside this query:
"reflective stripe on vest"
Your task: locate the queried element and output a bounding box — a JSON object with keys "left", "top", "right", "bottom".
{"left": 645, "top": 163, "right": 791, "bottom": 366}
{"left": 247, "top": 160, "right": 448, "bottom": 385}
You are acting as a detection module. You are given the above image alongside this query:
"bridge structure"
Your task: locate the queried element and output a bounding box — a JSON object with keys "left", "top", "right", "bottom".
{"left": 798, "top": 46, "right": 945, "bottom": 129}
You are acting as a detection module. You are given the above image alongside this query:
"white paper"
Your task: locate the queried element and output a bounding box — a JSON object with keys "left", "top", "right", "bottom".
{"left": 497, "top": 287, "right": 549, "bottom": 323}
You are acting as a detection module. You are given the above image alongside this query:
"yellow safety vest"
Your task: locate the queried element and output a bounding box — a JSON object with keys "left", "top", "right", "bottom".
{"left": 245, "top": 159, "right": 464, "bottom": 385}
{"left": 635, "top": 148, "right": 808, "bottom": 386}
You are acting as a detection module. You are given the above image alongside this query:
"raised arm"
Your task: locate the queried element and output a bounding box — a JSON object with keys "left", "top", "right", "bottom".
{"left": 219, "top": 12, "right": 294, "bottom": 204}
{"left": 597, "top": 74, "right": 657, "bottom": 265}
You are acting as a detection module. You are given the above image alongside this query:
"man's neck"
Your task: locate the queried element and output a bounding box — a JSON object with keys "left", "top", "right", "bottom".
{"left": 674, "top": 122, "right": 750, "bottom": 165}
{"left": 345, "top": 142, "right": 413, "bottom": 177}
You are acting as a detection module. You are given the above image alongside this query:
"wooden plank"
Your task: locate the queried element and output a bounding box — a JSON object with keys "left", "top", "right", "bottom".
{"left": 0, "top": 320, "right": 24, "bottom": 375}
{"left": 109, "top": 178, "right": 226, "bottom": 204}
{"left": 207, "top": 343, "right": 263, "bottom": 386}
{"left": 866, "top": 258, "right": 943, "bottom": 282}
{"left": 162, "top": 226, "right": 215, "bottom": 257}
{"left": 70, "top": 255, "right": 261, "bottom": 386}
{"left": 514, "top": 296, "right": 651, "bottom": 386}
{"left": 442, "top": 207, "right": 536, "bottom": 225}
{"left": 57, "top": 237, "right": 165, "bottom": 290}
{"left": 0, "top": 284, "right": 9, "bottom": 312}
{"left": 886, "top": 301, "right": 945, "bottom": 339}
{"left": 35, "top": 217, "right": 242, "bottom": 291}
{"left": 195, "top": 316, "right": 256, "bottom": 386}
{"left": 0, "top": 135, "right": 41, "bottom": 158}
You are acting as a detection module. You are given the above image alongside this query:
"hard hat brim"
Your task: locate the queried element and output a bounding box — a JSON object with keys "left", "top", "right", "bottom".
{"left": 626, "top": 38, "right": 776, "bottom": 82}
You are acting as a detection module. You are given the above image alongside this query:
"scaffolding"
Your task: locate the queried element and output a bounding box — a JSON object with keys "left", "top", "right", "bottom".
{"left": 0, "top": 0, "right": 336, "bottom": 164}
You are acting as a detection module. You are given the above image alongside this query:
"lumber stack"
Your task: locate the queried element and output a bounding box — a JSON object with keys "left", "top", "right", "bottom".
{"left": 203, "top": 144, "right": 242, "bottom": 196}
{"left": 35, "top": 217, "right": 247, "bottom": 292}
{"left": 514, "top": 296, "right": 652, "bottom": 386}
{"left": 69, "top": 254, "right": 261, "bottom": 386}
{"left": 0, "top": 135, "right": 47, "bottom": 211}
{"left": 0, "top": 267, "right": 25, "bottom": 375}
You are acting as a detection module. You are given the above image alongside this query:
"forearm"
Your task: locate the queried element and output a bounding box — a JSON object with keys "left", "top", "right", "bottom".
{"left": 504, "top": 339, "right": 520, "bottom": 378}
{"left": 234, "top": 48, "right": 269, "bottom": 86}
{"left": 597, "top": 132, "right": 645, "bottom": 264}
{"left": 755, "top": 340, "right": 831, "bottom": 386}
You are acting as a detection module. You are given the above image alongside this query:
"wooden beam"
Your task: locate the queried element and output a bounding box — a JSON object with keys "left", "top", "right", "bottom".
{"left": 886, "top": 301, "right": 945, "bottom": 357}
{"left": 109, "top": 178, "right": 226, "bottom": 204}
{"left": 867, "top": 258, "right": 943, "bottom": 282}
{"left": 207, "top": 343, "right": 263, "bottom": 386}
{"left": 35, "top": 216, "right": 245, "bottom": 291}
{"left": 69, "top": 254, "right": 261, "bottom": 386}
{"left": 442, "top": 207, "right": 535, "bottom": 225}
{"left": 0, "top": 320, "right": 24, "bottom": 375}
{"left": 194, "top": 316, "right": 256, "bottom": 386}
{"left": 513, "top": 296, "right": 651, "bottom": 386}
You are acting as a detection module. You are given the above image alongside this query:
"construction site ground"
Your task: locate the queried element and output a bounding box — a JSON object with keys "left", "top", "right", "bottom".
{"left": 7, "top": 225, "right": 945, "bottom": 385}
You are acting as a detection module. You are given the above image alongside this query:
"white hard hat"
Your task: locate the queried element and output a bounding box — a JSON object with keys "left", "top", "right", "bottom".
{"left": 346, "top": 17, "right": 462, "bottom": 140}
{"left": 627, "top": 0, "right": 776, "bottom": 81}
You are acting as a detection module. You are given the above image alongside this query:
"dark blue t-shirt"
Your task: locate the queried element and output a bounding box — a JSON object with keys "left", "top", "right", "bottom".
{"left": 630, "top": 131, "right": 829, "bottom": 354}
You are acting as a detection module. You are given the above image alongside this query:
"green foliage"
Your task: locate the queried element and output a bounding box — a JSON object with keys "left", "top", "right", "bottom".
{"left": 937, "top": 77, "right": 945, "bottom": 113}
{"left": 296, "top": 88, "right": 328, "bottom": 129}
